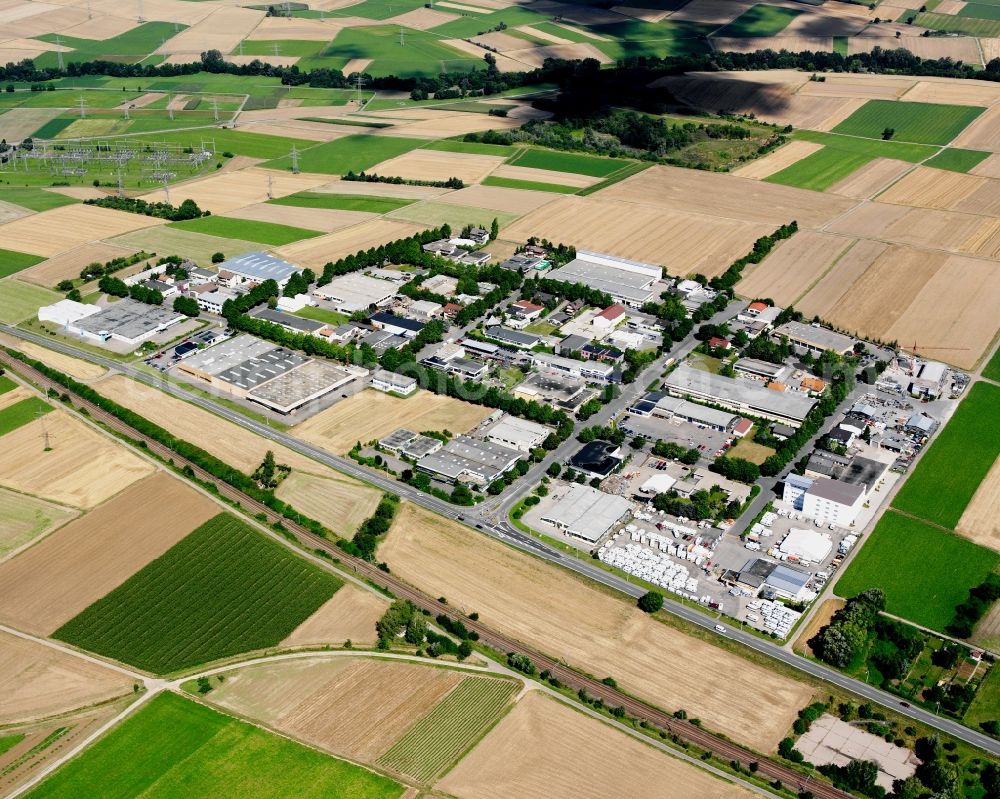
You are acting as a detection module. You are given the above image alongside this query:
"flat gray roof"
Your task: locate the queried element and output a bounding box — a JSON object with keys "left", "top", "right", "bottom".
{"left": 74, "top": 299, "right": 182, "bottom": 342}
{"left": 546, "top": 255, "right": 658, "bottom": 304}
{"left": 417, "top": 435, "right": 520, "bottom": 482}
{"left": 775, "top": 321, "right": 854, "bottom": 353}
{"left": 247, "top": 360, "right": 361, "bottom": 411}
{"left": 809, "top": 476, "right": 865, "bottom": 505}
{"left": 251, "top": 307, "right": 326, "bottom": 333}
{"left": 316, "top": 273, "right": 398, "bottom": 311}
{"left": 182, "top": 335, "right": 279, "bottom": 377}
{"left": 216, "top": 346, "right": 308, "bottom": 391}
{"left": 380, "top": 428, "right": 418, "bottom": 450}
{"left": 665, "top": 364, "right": 816, "bottom": 422}
{"left": 539, "top": 483, "right": 632, "bottom": 543}
{"left": 221, "top": 251, "right": 300, "bottom": 283}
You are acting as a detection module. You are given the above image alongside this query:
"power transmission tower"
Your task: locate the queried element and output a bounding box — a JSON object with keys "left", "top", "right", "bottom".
{"left": 267, "top": 173, "right": 273, "bottom": 199}
{"left": 116, "top": 166, "right": 125, "bottom": 197}
{"left": 211, "top": 98, "right": 219, "bottom": 122}
{"left": 55, "top": 36, "right": 64, "bottom": 71}
{"left": 37, "top": 412, "right": 53, "bottom": 451}
{"left": 290, "top": 145, "right": 299, "bottom": 174}
{"left": 167, "top": 93, "right": 174, "bottom": 120}
{"left": 399, "top": 26, "right": 405, "bottom": 46}
{"left": 78, "top": 95, "right": 87, "bottom": 119}
{"left": 162, "top": 178, "right": 170, "bottom": 204}
{"left": 355, "top": 72, "right": 366, "bottom": 105}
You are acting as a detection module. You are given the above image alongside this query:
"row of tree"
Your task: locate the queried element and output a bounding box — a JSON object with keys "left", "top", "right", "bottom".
{"left": 84, "top": 196, "right": 207, "bottom": 222}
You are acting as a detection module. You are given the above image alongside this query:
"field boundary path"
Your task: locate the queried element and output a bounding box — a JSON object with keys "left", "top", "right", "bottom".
{"left": 2, "top": 330, "right": 998, "bottom": 760}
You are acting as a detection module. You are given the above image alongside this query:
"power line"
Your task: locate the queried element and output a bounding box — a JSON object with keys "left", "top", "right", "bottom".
{"left": 290, "top": 145, "right": 299, "bottom": 174}
{"left": 55, "top": 35, "right": 64, "bottom": 71}
{"left": 78, "top": 95, "right": 87, "bottom": 119}
{"left": 211, "top": 98, "right": 219, "bottom": 122}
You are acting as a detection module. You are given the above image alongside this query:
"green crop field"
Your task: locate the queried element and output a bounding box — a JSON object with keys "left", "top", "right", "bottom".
{"left": 832, "top": 100, "right": 985, "bottom": 145}
{"left": 983, "top": 348, "right": 1000, "bottom": 382}
{"left": 715, "top": 4, "right": 803, "bottom": 36}
{"left": 294, "top": 306, "right": 349, "bottom": 326}
{"left": 264, "top": 134, "right": 425, "bottom": 175}
{"left": 793, "top": 129, "right": 938, "bottom": 162}
{"left": 924, "top": 148, "right": 992, "bottom": 173}
{"left": 508, "top": 148, "right": 633, "bottom": 177}
{"left": 431, "top": 6, "right": 551, "bottom": 39}
{"left": 591, "top": 20, "right": 713, "bottom": 60}
{"left": 915, "top": 8, "right": 1000, "bottom": 33}
{"left": 31, "top": 117, "right": 76, "bottom": 139}
{"left": 765, "top": 148, "right": 874, "bottom": 192}
{"left": 0, "top": 734, "right": 25, "bottom": 757}
{"left": 836, "top": 511, "right": 1000, "bottom": 632}
{"left": 24, "top": 692, "right": 403, "bottom": 799}
{"left": 377, "top": 677, "right": 516, "bottom": 781}
{"left": 481, "top": 176, "right": 579, "bottom": 193}
{"left": 169, "top": 216, "right": 323, "bottom": 246}
{"left": 130, "top": 128, "right": 315, "bottom": 160}
{"left": 0, "top": 396, "right": 51, "bottom": 437}
{"left": 960, "top": 1, "right": 1000, "bottom": 19}
{"left": 0, "top": 249, "right": 45, "bottom": 279}
{"left": 0, "top": 280, "right": 60, "bottom": 325}
{"left": 833, "top": 35, "right": 848, "bottom": 55}
{"left": 0, "top": 188, "right": 79, "bottom": 213}
{"left": 892, "top": 382, "right": 1000, "bottom": 529}
{"left": 317, "top": 26, "right": 483, "bottom": 76}
{"left": 0, "top": 375, "right": 16, "bottom": 394}
{"left": 34, "top": 23, "right": 186, "bottom": 68}
{"left": 269, "top": 192, "right": 414, "bottom": 213}
{"left": 422, "top": 139, "right": 520, "bottom": 157}
{"left": 110, "top": 227, "right": 261, "bottom": 269}
{"left": 54, "top": 514, "right": 343, "bottom": 673}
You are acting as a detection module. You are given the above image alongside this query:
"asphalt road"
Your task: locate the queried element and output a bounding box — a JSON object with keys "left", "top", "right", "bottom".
{"left": 4, "top": 323, "right": 998, "bottom": 757}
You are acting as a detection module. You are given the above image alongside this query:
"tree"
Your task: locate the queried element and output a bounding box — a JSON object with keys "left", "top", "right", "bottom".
{"left": 546, "top": 461, "right": 561, "bottom": 478}
{"left": 490, "top": 217, "right": 499, "bottom": 240}
{"left": 173, "top": 295, "right": 200, "bottom": 317}
{"left": 638, "top": 591, "right": 663, "bottom": 613}
{"left": 211, "top": 251, "right": 225, "bottom": 264}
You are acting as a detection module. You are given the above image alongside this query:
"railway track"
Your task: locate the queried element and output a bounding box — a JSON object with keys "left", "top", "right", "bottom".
{"left": 4, "top": 353, "right": 854, "bottom": 799}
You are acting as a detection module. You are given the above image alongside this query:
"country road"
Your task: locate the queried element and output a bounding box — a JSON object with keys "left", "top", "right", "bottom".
{"left": 3, "top": 325, "right": 998, "bottom": 758}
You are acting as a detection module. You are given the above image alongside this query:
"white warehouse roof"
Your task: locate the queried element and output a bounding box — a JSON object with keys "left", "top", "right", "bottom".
{"left": 38, "top": 299, "right": 101, "bottom": 327}
{"left": 779, "top": 528, "right": 833, "bottom": 563}
{"left": 540, "top": 484, "right": 633, "bottom": 543}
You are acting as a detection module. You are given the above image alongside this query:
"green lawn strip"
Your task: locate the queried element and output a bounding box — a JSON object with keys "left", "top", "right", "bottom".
{"left": 0, "top": 248, "right": 45, "bottom": 279}
{"left": 835, "top": 511, "right": 1000, "bottom": 633}
{"left": 53, "top": 513, "right": 343, "bottom": 674}
{"left": 892, "top": 381, "right": 1000, "bottom": 528}
{"left": 765, "top": 148, "right": 875, "bottom": 192}
{"left": 268, "top": 192, "right": 413, "bottom": 213}
{"left": 924, "top": 148, "right": 992, "bottom": 173}
{"left": 126, "top": 128, "right": 316, "bottom": 160}
{"left": 376, "top": 676, "right": 517, "bottom": 781}
{"left": 294, "top": 306, "right": 349, "bottom": 326}
{"left": 959, "top": 1, "right": 1000, "bottom": 19}
{"left": 31, "top": 117, "right": 75, "bottom": 139}
{"left": 983, "top": 347, "right": 1000, "bottom": 382}
{"left": 431, "top": 6, "right": 551, "bottom": 38}
{"left": 263, "top": 134, "right": 426, "bottom": 174}
{"left": 0, "top": 375, "right": 17, "bottom": 394}
{"left": 0, "top": 396, "right": 52, "bottom": 437}
{"left": 577, "top": 161, "right": 652, "bottom": 196}
{"left": 833, "top": 35, "right": 848, "bottom": 56}
{"left": 168, "top": 216, "right": 323, "bottom": 246}
{"left": 832, "top": 99, "right": 985, "bottom": 146}
{"left": 964, "top": 663, "right": 1000, "bottom": 731}
{"left": 0, "top": 734, "right": 25, "bottom": 757}
{"left": 507, "top": 147, "right": 634, "bottom": 177}
{"left": 481, "top": 176, "right": 578, "bottom": 193}
{"left": 23, "top": 692, "right": 403, "bottom": 799}
{"left": 714, "top": 4, "right": 803, "bottom": 36}
{"left": 422, "top": 139, "right": 519, "bottom": 157}
{"left": 793, "top": 129, "right": 938, "bottom": 162}
{"left": 0, "top": 281, "right": 60, "bottom": 325}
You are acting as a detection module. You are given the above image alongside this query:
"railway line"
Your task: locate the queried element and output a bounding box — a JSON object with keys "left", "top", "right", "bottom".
{"left": 1, "top": 350, "right": 856, "bottom": 799}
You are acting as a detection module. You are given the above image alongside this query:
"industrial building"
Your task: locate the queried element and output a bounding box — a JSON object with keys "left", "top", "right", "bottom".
{"left": 774, "top": 322, "right": 855, "bottom": 357}
{"left": 484, "top": 326, "right": 540, "bottom": 349}
{"left": 371, "top": 370, "right": 418, "bottom": 396}
{"left": 370, "top": 312, "right": 424, "bottom": 339}
{"left": 378, "top": 429, "right": 444, "bottom": 459}
{"left": 38, "top": 299, "right": 101, "bottom": 328}
{"left": 416, "top": 435, "right": 521, "bottom": 486}
{"left": 539, "top": 484, "right": 633, "bottom": 544}
{"left": 734, "top": 358, "right": 788, "bottom": 382}
{"left": 218, "top": 252, "right": 301, "bottom": 289}
{"left": 568, "top": 440, "right": 624, "bottom": 478}
{"left": 531, "top": 352, "right": 615, "bottom": 383}
{"left": 733, "top": 558, "right": 811, "bottom": 601}
{"left": 546, "top": 250, "right": 661, "bottom": 307}
{"left": 48, "top": 299, "right": 185, "bottom": 347}
{"left": 514, "top": 370, "right": 590, "bottom": 411}
{"left": 250, "top": 307, "right": 327, "bottom": 336}
{"left": 313, "top": 273, "right": 398, "bottom": 312}
{"left": 247, "top": 360, "right": 368, "bottom": 414}
{"left": 779, "top": 528, "right": 833, "bottom": 563}
{"left": 783, "top": 473, "right": 866, "bottom": 526}
{"left": 484, "top": 415, "right": 549, "bottom": 453}
{"left": 664, "top": 364, "right": 817, "bottom": 427}
{"left": 626, "top": 391, "right": 737, "bottom": 432}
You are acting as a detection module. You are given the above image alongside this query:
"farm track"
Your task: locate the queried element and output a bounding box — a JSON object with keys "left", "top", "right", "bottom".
{"left": 0, "top": 352, "right": 856, "bottom": 799}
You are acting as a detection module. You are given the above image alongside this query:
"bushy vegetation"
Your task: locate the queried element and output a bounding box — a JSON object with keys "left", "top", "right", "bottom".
{"left": 948, "top": 574, "right": 1000, "bottom": 639}
{"left": 810, "top": 589, "right": 886, "bottom": 670}
{"left": 342, "top": 170, "right": 464, "bottom": 189}
{"left": 84, "top": 195, "right": 208, "bottom": 222}
{"left": 54, "top": 514, "right": 343, "bottom": 673}
{"left": 343, "top": 494, "right": 399, "bottom": 561}
{"left": 98, "top": 275, "right": 163, "bottom": 305}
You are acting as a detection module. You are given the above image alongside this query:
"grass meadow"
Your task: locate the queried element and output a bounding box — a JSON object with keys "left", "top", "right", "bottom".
{"left": 891, "top": 381, "right": 1000, "bottom": 529}
{"left": 423, "top": 139, "right": 520, "bottom": 158}
{"left": 35, "top": 23, "right": 184, "bottom": 68}
{"left": 1, "top": 188, "right": 79, "bottom": 213}
{"left": 264, "top": 134, "right": 425, "bottom": 174}
{"left": 836, "top": 511, "right": 1000, "bottom": 632}
{"left": 54, "top": 513, "right": 343, "bottom": 673}
{"left": 924, "top": 148, "right": 992, "bottom": 173}
{"left": 832, "top": 100, "right": 985, "bottom": 145}
{"left": 169, "top": 216, "right": 324, "bottom": 246}
{"left": 508, "top": 148, "right": 634, "bottom": 177}
{"left": 24, "top": 692, "right": 404, "bottom": 799}
{"left": 269, "top": 192, "right": 414, "bottom": 213}
{"left": 481, "top": 176, "right": 579, "bottom": 193}
{"left": 766, "top": 148, "right": 875, "bottom": 191}
{"left": 0, "top": 396, "right": 51, "bottom": 437}
{"left": 913, "top": 10, "right": 1000, "bottom": 35}
{"left": 0, "top": 249, "right": 45, "bottom": 279}
{"left": 715, "top": 4, "right": 802, "bottom": 36}
{"left": 983, "top": 348, "right": 1000, "bottom": 382}
{"left": 792, "top": 130, "right": 937, "bottom": 161}
{"left": 0, "top": 281, "right": 60, "bottom": 325}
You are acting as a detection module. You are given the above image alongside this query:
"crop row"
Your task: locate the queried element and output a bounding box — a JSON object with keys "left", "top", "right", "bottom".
{"left": 54, "top": 514, "right": 342, "bottom": 673}
{"left": 378, "top": 677, "right": 516, "bottom": 781}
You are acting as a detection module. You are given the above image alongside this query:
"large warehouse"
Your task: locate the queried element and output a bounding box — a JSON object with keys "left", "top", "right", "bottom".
{"left": 539, "top": 483, "right": 633, "bottom": 544}
{"left": 546, "top": 250, "right": 662, "bottom": 307}
{"left": 219, "top": 252, "right": 301, "bottom": 289}
{"left": 664, "top": 364, "right": 817, "bottom": 427}
{"left": 42, "top": 299, "right": 185, "bottom": 348}
{"left": 416, "top": 435, "right": 521, "bottom": 486}
{"left": 313, "top": 273, "right": 398, "bottom": 312}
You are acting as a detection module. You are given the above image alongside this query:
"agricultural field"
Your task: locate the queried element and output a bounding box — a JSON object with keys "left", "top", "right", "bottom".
{"left": 387, "top": 199, "right": 518, "bottom": 230}
{"left": 984, "top": 346, "right": 1000, "bottom": 382}
{"left": 766, "top": 147, "right": 877, "bottom": 192}
{"left": 835, "top": 511, "right": 1000, "bottom": 632}
{"left": 281, "top": 584, "right": 388, "bottom": 648}
{"left": 0, "top": 395, "right": 50, "bottom": 437}
{"left": 0, "top": 409, "right": 155, "bottom": 508}
{"left": 925, "top": 148, "right": 993, "bottom": 173}
{"left": 379, "top": 502, "right": 814, "bottom": 751}
{"left": 23, "top": 692, "right": 404, "bottom": 799}
{"left": 0, "top": 473, "right": 216, "bottom": 636}
{"left": 291, "top": 389, "right": 492, "bottom": 454}
{"left": 481, "top": 176, "right": 580, "bottom": 194}
{"left": 264, "top": 135, "right": 426, "bottom": 175}
{"left": 715, "top": 4, "right": 802, "bottom": 36}
{"left": 269, "top": 192, "right": 415, "bottom": 213}
{"left": 0, "top": 488, "right": 78, "bottom": 561}
{"left": 54, "top": 513, "right": 343, "bottom": 673}
{"left": 0, "top": 249, "right": 44, "bottom": 279}
{"left": 369, "top": 149, "right": 507, "bottom": 185}
{"left": 438, "top": 691, "right": 752, "bottom": 799}
{"left": 506, "top": 148, "right": 635, "bottom": 177}
{"left": 892, "top": 381, "right": 1000, "bottom": 532}
{"left": 167, "top": 215, "right": 324, "bottom": 246}
{"left": 832, "top": 100, "right": 986, "bottom": 145}
{"left": 0, "top": 335, "right": 106, "bottom": 381}
{"left": 0, "top": 629, "right": 134, "bottom": 725}
{"left": 377, "top": 676, "right": 517, "bottom": 781}
{"left": 274, "top": 470, "right": 383, "bottom": 537}
{"left": 0, "top": 280, "right": 60, "bottom": 325}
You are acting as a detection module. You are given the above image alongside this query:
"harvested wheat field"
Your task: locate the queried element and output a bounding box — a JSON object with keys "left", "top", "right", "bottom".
{"left": 828, "top": 158, "right": 914, "bottom": 199}
{"left": 957, "top": 457, "right": 1000, "bottom": 551}
{"left": 0, "top": 108, "right": 62, "bottom": 142}
{"left": 369, "top": 149, "right": 506, "bottom": 185}
{"left": 710, "top": 36, "right": 833, "bottom": 55}
{"left": 793, "top": 238, "right": 889, "bottom": 320}
{"left": 0, "top": 334, "right": 106, "bottom": 380}
{"left": 736, "top": 232, "right": 858, "bottom": 307}
{"left": 733, "top": 140, "right": 823, "bottom": 180}
{"left": 313, "top": 180, "right": 447, "bottom": 200}
{"left": 0, "top": 199, "right": 32, "bottom": 225}
{"left": 58, "top": 12, "right": 140, "bottom": 39}
{"left": 282, "top": 584, "right": 387, "bottom": 648}
{"left": 156, "top": 6, "right": 263, "bottom": 56}
{"left": 385, "top": 7, "right": 458, "bottom": 28}
{"left": 16, "top": 241, "right": 137, "bottom": 288}
{"left": 292, "top": 389, "right": 491, "bottom": 454}
{"left": 442, "top": 38, "right": 530, "bottom": 72}
{"left": 435, "top": 184, "right": 556, "bottom": 214}
{"left": 972, "top": 153, "right": 1000, "bottom": 179}
{"left": 902, "top": 79, "right": 1000, "bottom": 107}
{"left": 599, "top": 165, "right": 854, "bottom": 229}
{"left": 374, "top": 112, "right": 522, "bottom": 139}
{"left": 207, "top": 657, "right": 465, "bottom": 762}
{"left": 954, "top": 106, "right": 1000, "bottom": 152}
{"left": 974, "top": 597, "right": 1000, "bottom": 650}
{"left": 798, "top": 72, "right": 918, "bottom": 99}
{"left": 854, "top": 33, "right": 983, "bottom": 64}
{"left": 0, "top": 472, "right": 217, "bottom": 636}
{"left": 239, "top": 120, "right": 349, "bottom": 142}
{"left": 0, "top": 385, "right": 29, "bottom": 412}
{"left": 0, "top": 410, "right": 154, "bottom": 508}
{"left": 0, "top": 487, "right": 78, "bottom": 562}
{"left": 0, "top": 203, "right": 164, "bottom": 257}
{"left": 223, "top": 203, "right": 373, "bottom": 233}
{"left": 793, "top": 599, "right": 846, "bottom": 657}
{"left": 245, "top": 15, "right": 349, "bottom": 40}
{"left": 0, "top": 630, "right": 134, "bottom": 724}
{"left": 439, "top": 690, "right": 751, "bottom": 799}
{"left": 489, "top": 163, "right": 598, "bottom": 188}
{"left": 379, "top": 503, "right": 814, "bottom": 750}
{"left": 139, "top": 168, "right": 328, "bottom": 214}
{"left": 275, "top": 219, "right": 425, "bottom": 269}
{"left": 503, "top": 194, "right": 769, "bottom": 278}
{"left": 876, "top": 166, "right": 986, "bottom": 211}
{"left": 275, "top": 470, "right": 382, "bottom": 536}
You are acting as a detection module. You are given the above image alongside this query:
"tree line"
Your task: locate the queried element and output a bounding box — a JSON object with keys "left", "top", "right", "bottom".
{"left": 84, "top": 196, "right": 208, "bottom": 222}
